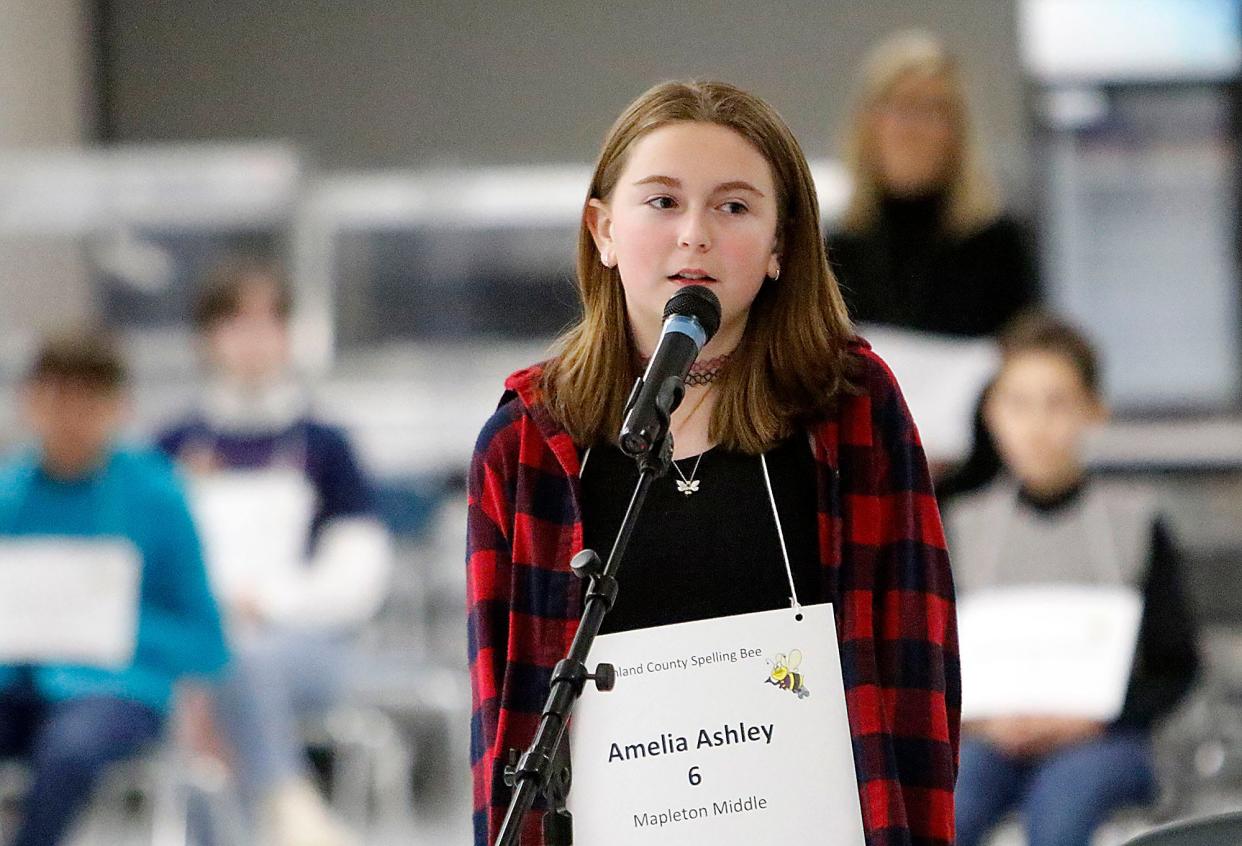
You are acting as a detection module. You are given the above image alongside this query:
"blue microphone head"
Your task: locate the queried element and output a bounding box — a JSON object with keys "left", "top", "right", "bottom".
{"left": 663, "top": 285, "right": 722, "bottom": 343}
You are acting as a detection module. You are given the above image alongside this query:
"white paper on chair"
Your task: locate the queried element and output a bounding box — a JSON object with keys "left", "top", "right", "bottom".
{"left": 957, "top": 584, "right": 1144, "bottom": 722}
{"left": 860, "top": 325, "right": 1000, "bottom": 464}
{"left": 189, "top": 470, "right": 315, "bottom": 602}
{"left": 0, "top": 538, "right": 141, "bottom": 667}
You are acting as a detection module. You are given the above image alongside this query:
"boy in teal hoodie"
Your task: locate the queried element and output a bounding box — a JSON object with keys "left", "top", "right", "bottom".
{"left": 0, "top": 328, "right": 228, "bottom": 846}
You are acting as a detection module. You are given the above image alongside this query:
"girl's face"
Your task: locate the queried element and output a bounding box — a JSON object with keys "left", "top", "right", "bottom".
{"left": 871, "top": 71, "right": 957, "bottom": 197}
{"left": 587, "top": 121, "right": 782, "bottom": 357}
{"left": 985, "top": 351, "right": 1106, "bottom": 492}
{"left": 205, "top": 281, "right": 290, "bottom": 387}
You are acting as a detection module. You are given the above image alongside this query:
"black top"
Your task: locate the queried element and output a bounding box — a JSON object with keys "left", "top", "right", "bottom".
{"left": 1020, "top": 483, "right": 1200, "bottom": 731}
{"left": 1119, "top": 519, "right": 1200, "bottom": 730}
{"left": 827, "top": 193, "right": 1039, "bottom": 337}
{"left": 1016, "top": 479, "right": 1087, "bottom": 513}
{"left": 582, "top": 435, "right": 823, "bottom": 634}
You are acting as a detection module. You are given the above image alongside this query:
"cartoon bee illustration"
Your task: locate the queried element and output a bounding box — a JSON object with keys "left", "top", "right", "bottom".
{"left": 766, "top": 650, "right": 810, "bottom": 699}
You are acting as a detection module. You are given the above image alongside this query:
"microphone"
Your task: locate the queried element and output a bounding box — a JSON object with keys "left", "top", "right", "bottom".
{"left": 619, "top": 285, "right": 722, "bottom": 458}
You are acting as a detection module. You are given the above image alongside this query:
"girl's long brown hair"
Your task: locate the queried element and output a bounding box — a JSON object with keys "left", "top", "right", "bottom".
{"left": 542, "top": 80, "right": 856, "bottom": 454}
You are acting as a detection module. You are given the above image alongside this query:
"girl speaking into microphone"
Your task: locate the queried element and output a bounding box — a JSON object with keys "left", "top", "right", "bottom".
{"left": 467, "top": 80, "right": 959, "bottom": 846}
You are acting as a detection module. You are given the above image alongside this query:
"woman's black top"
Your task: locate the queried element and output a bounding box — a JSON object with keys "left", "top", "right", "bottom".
{"left": 827, "top": 192, "right": 1039, "bottom": 337}
{"left": 581, "top": 435, "right": 822, "bottom": 635}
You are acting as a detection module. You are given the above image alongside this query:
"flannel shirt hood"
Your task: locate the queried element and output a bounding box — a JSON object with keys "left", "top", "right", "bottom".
{"left": 469, "top": 338, "right": 960, "bottom": 846}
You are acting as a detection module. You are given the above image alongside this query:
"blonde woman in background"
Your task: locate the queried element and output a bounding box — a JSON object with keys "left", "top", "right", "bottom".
{"left": 828, "top": 31, "right": 1038, "bottom": 337}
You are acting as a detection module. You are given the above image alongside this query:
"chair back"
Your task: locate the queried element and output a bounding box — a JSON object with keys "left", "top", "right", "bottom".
{"left": 1122, "top": 812, "right": 1242, "bottom": 846}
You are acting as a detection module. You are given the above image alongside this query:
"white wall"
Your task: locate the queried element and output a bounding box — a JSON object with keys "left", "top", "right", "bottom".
{"left": 0, "top": 0, "right": 90, "bottom": 147}
{"left": 0, "top": 1, "right": 95, "bottom": 348}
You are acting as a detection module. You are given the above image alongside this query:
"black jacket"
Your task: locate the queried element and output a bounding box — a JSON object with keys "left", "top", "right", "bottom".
{"left": 828, "top": 193, "right": 1039, "bottom": 337}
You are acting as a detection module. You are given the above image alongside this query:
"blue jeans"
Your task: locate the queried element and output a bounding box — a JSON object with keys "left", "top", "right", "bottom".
{"left": 0, "top": 683, "right": 164, "bottom": 846}
{"left": 212, "top": 628, "right": 346, "bottom": 808}
{"left": 955, "top": 732, "right": 1156, "bottom": 846}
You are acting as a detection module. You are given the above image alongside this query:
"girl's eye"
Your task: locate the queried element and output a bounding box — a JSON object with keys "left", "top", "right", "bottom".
{"left": 720, "top": 201, "right": 749, "bottom": 215}
{"left": 645, "top": 196, "right": 676, "bottom": 210}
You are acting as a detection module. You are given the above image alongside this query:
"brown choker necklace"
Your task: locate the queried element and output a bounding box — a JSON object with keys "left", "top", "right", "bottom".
{"left": 639, "top": 353, "right": 732, "bottom": 386}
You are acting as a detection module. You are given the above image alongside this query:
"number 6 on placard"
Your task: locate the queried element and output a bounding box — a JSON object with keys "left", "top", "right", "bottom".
{"left": 688, "top": 766, "right": 702, "bottom": 786}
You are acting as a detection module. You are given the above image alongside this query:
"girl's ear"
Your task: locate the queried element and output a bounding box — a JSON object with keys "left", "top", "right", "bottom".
{"left": 586, "top": 198, "right": 617, "bottom": 268}
{"left": 767, "top": 225, "right": 784, "bottom": 279}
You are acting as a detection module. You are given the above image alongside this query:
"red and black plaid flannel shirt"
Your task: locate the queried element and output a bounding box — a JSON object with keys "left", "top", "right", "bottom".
{"left": 467, "top": 339, "right": 960, "bottom": 845}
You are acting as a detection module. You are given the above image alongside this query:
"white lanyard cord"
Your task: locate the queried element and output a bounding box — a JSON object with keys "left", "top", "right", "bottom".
{"left": 760, "top": 453, "right": 801, "bottom": 613}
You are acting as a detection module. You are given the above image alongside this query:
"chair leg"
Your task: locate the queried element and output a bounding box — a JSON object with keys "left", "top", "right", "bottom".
{"left": 149, "top": 757, "right": 188, "bottom": 846}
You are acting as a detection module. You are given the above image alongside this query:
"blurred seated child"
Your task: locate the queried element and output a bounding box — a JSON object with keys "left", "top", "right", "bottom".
{"left": 946, "top": 314, "right": 1199, "bottom": 846}
{"left": 158, "top": 259, "right": 392, "bottom": 846}
{"left": 0, "top": 328, "right": 228, "bottom": 846}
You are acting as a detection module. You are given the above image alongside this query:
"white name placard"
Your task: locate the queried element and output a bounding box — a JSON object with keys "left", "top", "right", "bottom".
{"left": 567, "top": 604, "right": 865, "bottom": 844}
{"left": 0, "top": 538, "right": 141, "bottom": 667}
{"left": 189, "top": 470, "right": 314, "bottom": 601}
{"left": 861, "top": 325, "right": 999, "bottom": 464}
{"left": 958, "top": 584, "right": 1143, "bottom": 721}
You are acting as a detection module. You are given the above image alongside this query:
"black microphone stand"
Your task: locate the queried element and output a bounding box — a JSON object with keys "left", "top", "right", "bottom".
{"left": 494, "top": 376, "right": 682, "bottom": 846}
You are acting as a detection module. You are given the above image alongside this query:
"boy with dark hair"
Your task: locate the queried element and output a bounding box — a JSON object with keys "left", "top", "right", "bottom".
{"left": 949, "top": 312, "right": 1199, "bottom": 846}
{"left": 0, "top": 327, "right": 228, "bottom": 846}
